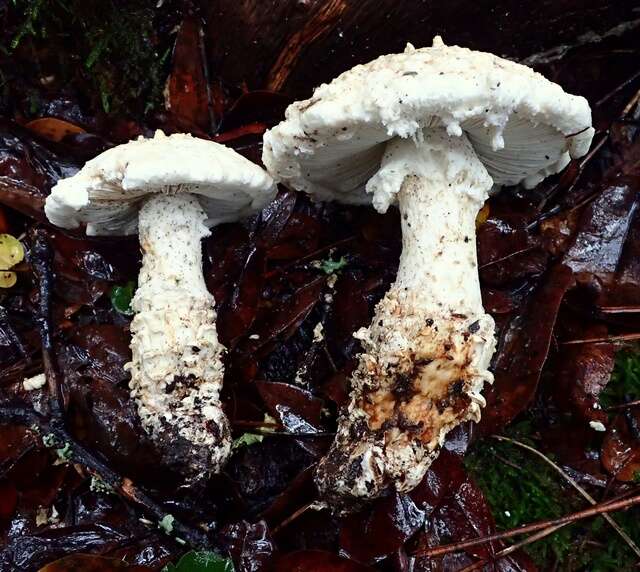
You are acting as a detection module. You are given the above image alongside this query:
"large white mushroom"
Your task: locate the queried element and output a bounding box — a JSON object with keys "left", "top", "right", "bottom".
{"left": 263, "top": 37, "right": 594, "bottom": 506}
{"left": 45, "top": 131, "right": 276, "bottom": 478}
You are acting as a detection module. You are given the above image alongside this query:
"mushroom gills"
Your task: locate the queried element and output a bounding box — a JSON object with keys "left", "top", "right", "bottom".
{"left": 127, "top": 192, "right": 230, "bottom": 476}
{"left": 315, "top": 128, "right": 496, "bottom": 506}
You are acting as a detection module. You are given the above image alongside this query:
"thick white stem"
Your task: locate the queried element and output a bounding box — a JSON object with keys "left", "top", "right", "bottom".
{"left": 316, "top": 129, "right": 496, "bottom": 506}
{"left": 127, "top": 193, "right": 230, "bottom": 475}
{"left": 396, "top": 174, "right": 482, "bottom": 316}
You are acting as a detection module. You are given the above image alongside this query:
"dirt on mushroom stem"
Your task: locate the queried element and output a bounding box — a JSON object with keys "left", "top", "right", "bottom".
{"left": 127, "top": 193, "right": 231, "bottom": 478}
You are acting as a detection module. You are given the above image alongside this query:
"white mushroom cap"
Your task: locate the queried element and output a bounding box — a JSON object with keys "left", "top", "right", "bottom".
{"left": 263, "top": 37, "right": 594, "bottom": 211}
{"left": 45, "top": 131, "right": 276, "bottom": 235}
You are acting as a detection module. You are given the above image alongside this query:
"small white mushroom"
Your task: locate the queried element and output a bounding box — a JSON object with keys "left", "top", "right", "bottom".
{"left": 45, "top": 131, "right": 276, "bottom": 478}
{"left": 263, "top": 37, "right": 594, "bottom": 506}
{"left": 23, "top": 373, "right": 46, "bottom": 391}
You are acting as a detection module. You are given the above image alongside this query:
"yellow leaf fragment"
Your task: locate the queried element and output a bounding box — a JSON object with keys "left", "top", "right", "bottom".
{"left": 0, "top": 234, "right": 25, "bottom": 270}
{"left": 0, "top": 271, "right": 17, "bottom": 288}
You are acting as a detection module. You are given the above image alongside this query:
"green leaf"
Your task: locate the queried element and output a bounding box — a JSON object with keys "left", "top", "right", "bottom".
{"left": 163, "top": 551, "right": 235, "bottom": 572}
{"left": 232, "top": 433, "right": 263, "bottom": 450}
{"left": 85, "top": 37, "right": 107, "bottom": 69}
{"left": 110, "top": 281, "right": 136, "bottom": 315}
{"left": 318, "top": 256, "right": 347, "bottom": 274}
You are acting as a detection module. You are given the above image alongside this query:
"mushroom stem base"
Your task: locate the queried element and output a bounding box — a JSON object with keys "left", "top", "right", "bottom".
{"left": 127, "top": 193, "right": 230, "bottom": 476}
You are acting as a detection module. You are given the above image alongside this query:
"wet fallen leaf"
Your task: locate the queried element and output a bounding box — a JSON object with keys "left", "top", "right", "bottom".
{"left": 340, "top": 492, "right": 425, "bottom": 564}
{"left": 220, "top": 520, "right": 274, "bottom": 572}
{"left": 554, "top": 324, "right": 614, "bottom": 425}
{"left": 602, "top": 414, "right": 640, "bottom": 482}
{"left": 479, "top": 264, "right": 575, "bottom": 435}
{"left": 26, "top": 118, "right": 86, "bottom": 143}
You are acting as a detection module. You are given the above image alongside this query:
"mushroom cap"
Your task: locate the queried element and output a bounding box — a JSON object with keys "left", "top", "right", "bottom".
{"left": 262, "top": 37, "right": 594, "bottom": 211}
{"left": 45, "top": 131, "right": 277, "bottom": 235}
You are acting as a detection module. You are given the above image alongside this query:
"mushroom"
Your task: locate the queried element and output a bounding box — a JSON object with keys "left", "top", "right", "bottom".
{"left": 262, "top": 37, "right": 594, "bottom": 506}
{"left": 45, "top": 131, "right": 276, "bottom": 477}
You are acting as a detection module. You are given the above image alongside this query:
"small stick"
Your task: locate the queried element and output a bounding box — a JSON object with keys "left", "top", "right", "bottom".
{"left": 492, "top": 435, "right": 640, "bottom": 558}
{"left": 29, "top": 228, "right": 65, "bottom": 422}
{"left": 598, "top": 306, "right": 640, "bottom": 314}
{"left": 606, "top": 399, "right": 640, "bottom": 411}
{"left": 413, "top": 493, "right": 640, "bottom": 558}
{"left": 458, "top": 524, "right": 567, "bottom": 572}
{"left": 478, "top": 246, "right": 537, "bottom": 269}
{"left": 272, "top": 500, "right": 316, "bottom": 535}
{"left": 620, "top": 86, "right": 640, "bottom": 117}
{"left": 562, "top": 333, "right": 640, "bottom": 345}
{"left": 595, "top": 70, "right": 640, "bottom": 107}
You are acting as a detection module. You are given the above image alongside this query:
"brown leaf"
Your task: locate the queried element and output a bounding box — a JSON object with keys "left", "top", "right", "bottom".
{"left": 479, "top": 264, "right": 574, "bottom": 435}
{"left": 554, "top": 324, "right": 614, "bottom": 425}
{"left": 165, "top": 15, "right": 212, "bottom": 132}
{"left": 25, "top": 118, "right": 86, "bottom": 143}
{"left": 339, "top": 492, "right": 425, "bottom": 563}
{"left": 564, "top": 180, "right": 639, "bottom": 281}
{"left": 602, "top": 414, "right": 640, "bottom": 482}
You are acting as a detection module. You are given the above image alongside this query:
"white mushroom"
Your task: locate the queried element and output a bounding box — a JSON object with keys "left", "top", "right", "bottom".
{"left": 263, "top": 37, "right": 594, "bottom": 506}
{"left": 45, "top": 131, "right": 276, "bottom": 477}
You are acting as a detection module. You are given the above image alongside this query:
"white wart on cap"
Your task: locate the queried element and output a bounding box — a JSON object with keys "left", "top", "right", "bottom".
{"left": 45, "top": 131, "right": 276, "bottom": 477}
{"left": 263, "top": 38, "right": 594, "bottom": 507}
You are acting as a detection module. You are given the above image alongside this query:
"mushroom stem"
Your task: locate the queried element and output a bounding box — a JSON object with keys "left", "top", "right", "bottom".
{"left": 315, "top": 129, "right": 496, "bottom": 505}
{"left": 127, "top": 193, "right": 230, "bottom": 477}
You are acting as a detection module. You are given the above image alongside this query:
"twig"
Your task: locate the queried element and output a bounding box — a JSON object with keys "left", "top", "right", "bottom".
{"left": 29, "top": 228, "right": 65, "bottom": 422}
{"left": 595, "top": 70, "right": 640, "bottom": 107}
{"left": 478, "top": 246, "right": 537, "bottom": 269}
{"left": 413, "top": 493, "right": 640, "bottom": 558}
{"left": 621, "top": 86, "right": 640, "bottom": 117}
{"left": 0, "top": 404, "right": 209, "bottom": 548}
{"left": 606, "top": 399, "right": 640, "bottom": 411}
{"left": 598, "top": 306, "right": 640, "bottom": 314}
{"left": 272, "top": 500, "right": 315, "bottom": 535}
{"left": 492, "top": 435, "right": 640, "bottom": 559}
{"left": 562, "top": 333, "right": 640, "bottom": 345}
{"left": 459, "top": 524, "right": 567, "bottom": 572}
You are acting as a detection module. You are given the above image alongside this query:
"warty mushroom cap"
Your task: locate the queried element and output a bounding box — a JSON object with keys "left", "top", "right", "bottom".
{"left": 262, "top": 37, "right": 594, "bottom": 212}
{"left": 45, "top": 130, "right": 276, "bottom": 235}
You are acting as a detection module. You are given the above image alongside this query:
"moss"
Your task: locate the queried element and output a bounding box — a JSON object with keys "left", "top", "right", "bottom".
{"left": 466, "top": 392, "right": 640, "bottom": 571}
{"left": 3, "top": 0, "right": 176, "bottom": 116}
{"left": 465, "top": 421, "right": 576, "bottom": 566}
{"left": 600, "top": 347, "right": 640, "bottom": 408}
